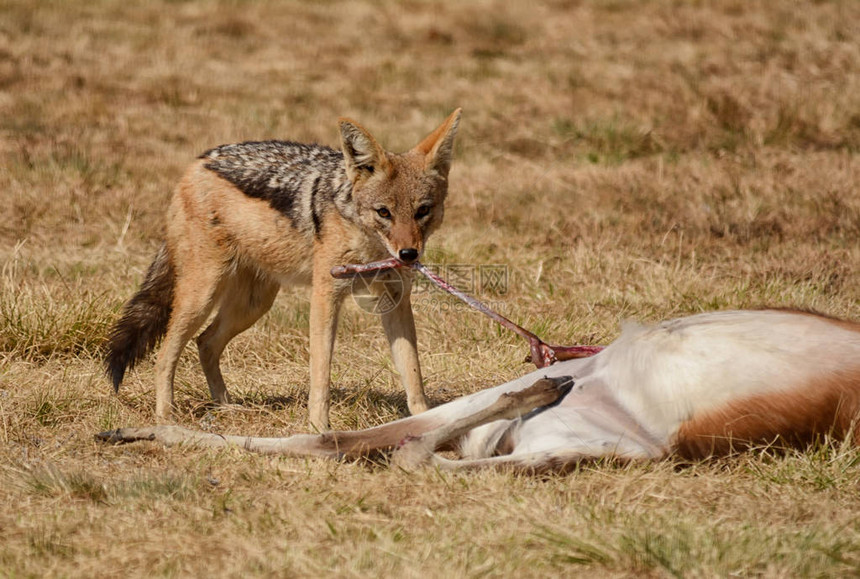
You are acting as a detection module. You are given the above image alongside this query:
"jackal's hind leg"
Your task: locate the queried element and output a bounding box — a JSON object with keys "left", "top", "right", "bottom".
{"left": 154, "top": 267, "right": 224, "bottom": 421}
{"left": 392, "top": 375, "right": 574, "bottom": 470}
{"left": 197, "top": 270, "right": 279, "bottom": 405}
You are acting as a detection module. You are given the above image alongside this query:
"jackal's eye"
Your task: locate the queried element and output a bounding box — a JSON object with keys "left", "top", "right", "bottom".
{"left": 415, "top": 205, "right": 432, "bottom": 219}
{"left": 376, "top": 207, "right": 391, "bottom": 219}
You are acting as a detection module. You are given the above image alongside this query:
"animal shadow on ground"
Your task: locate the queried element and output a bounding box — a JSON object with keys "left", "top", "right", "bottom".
{"left": 178, "top": 384, "right": 457, "bottom": 423}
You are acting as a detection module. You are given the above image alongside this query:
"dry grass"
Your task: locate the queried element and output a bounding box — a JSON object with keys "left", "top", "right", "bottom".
{"left": 2, "top": 0, "right": 860, "bottom": 576}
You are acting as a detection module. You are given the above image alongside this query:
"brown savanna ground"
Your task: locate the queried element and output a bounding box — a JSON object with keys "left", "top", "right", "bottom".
{"left": 2, "top": 0, "right": 860, "bottom": 576}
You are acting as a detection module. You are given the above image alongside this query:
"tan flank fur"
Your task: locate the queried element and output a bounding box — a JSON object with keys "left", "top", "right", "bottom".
{"left": 102, "top": 309, "right": 860, "bottom": 471}
{"left": 105, "top": 109, "right": 462, "bottom": 430}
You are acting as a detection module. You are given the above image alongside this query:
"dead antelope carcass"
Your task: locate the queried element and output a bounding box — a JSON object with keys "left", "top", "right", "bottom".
{"left": 98, "top": 309, "right": 860, "bottom": 471}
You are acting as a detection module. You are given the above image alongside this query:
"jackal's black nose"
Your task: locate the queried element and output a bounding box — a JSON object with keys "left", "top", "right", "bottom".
{"left": 399, "top": 248, "right": 419, "bottom": 263}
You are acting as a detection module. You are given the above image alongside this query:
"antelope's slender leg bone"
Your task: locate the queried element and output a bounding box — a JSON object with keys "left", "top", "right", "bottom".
{"left": 96, "top": 426, "right": 351, "bottom": 458}
{"left": 97, "top": 425, "right": 231, "bottom": 448}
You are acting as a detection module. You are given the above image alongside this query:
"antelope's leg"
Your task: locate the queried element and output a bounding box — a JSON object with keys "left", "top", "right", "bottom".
{"left": 392, "top": 375, "right": 573, "bottom": 469}
{"left": 96, "top": 410, "right": 441, "bottom": 459}
{"left": 96, "top": 426, "right": 346, "bottom": 458}
{"left": 420, "top": 450, "right": 586, "bottom": 473}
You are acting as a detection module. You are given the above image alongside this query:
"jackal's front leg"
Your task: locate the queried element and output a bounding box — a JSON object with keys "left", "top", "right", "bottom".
{"left": 308, "top": 268, "right": 347, "bottom": 432}
{"left": 379, "top": 273, "right": 429, "bottom": 415}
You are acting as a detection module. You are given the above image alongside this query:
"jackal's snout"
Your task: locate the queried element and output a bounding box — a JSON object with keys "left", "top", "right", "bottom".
{"left": 398, "top": 248, "right": 419, "bottom": 263}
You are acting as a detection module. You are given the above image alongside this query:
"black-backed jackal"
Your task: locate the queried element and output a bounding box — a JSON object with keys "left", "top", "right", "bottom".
{"left": 106, "top": 109, "right": 462, "bottom": 430}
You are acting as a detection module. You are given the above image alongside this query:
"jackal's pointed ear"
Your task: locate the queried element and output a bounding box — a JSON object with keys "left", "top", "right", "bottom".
{"left": 339, "top": 119, "right": 388, "bottom": 183}
{"left": 414, "top": 108, "right": 462, "bottom": 178}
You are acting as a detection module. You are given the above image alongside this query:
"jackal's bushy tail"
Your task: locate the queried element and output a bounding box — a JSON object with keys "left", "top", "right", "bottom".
{"left": 105, "top": 243, "right": 175, "bottom": 391}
